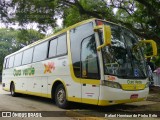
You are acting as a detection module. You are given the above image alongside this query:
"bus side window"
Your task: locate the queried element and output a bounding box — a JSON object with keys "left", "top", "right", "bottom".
{"left": 14, "top": 52, "right": 22, "bottom": 67}
{"left": 8, "top": 56, "right": 15, "bottom": 68}
{"left": 57, "top": 34, "right": 67, "bottom": 56}
{"left": 49, "top": 33, "right": 67, "bottom": 58}
{"left": 4, "top": 58, "right": 9, "bottom": 69}
{"left": 81, "top": 35, "right": 100, "bottom": 79}
{"left": 33, "top": 42, "right": 48, "bottom": 62}
{"left": 22, "top": 48, "right": 34, "bottom": 65}
{"left": 49, "top": 38, "right": 58, "bottom": 58}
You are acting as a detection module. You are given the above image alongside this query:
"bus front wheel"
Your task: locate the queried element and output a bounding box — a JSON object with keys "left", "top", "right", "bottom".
{"left": 55, "top": 84, "right": 69, "bottom": 108}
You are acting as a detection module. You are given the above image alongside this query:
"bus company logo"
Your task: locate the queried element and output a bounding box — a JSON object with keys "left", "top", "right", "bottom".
{"left": 23, "top": 67, "right": 35, "bottom": 76}
{"left": 107, "top": 75, "right": 116, "bottom": 81}
{"left": 127, "top": 80, "right": 142, "bottom": 84}
{"left": 13, "top": 67, "right": 35, "bottom": 76}
{"left": 44, "top": 62, "right": 55, "bottom": 74}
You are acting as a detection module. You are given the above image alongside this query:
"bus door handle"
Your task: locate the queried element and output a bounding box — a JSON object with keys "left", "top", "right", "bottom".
{"left": 83, "top": 84, "right": 86, "bottom": 86}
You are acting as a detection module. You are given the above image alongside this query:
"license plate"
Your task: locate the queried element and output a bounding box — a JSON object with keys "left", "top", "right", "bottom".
{"left": 130, "top": 94, "right": 138, "bottom": 99}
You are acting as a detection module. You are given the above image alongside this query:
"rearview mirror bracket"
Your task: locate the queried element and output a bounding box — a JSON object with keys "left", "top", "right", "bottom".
{"left": 94, "top": 25, "right": 111, "bottom": 51}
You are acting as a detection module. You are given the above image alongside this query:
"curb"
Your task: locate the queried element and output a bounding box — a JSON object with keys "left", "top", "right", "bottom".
{"left": 66, "top": 111, "right": 106, "bottom": 120}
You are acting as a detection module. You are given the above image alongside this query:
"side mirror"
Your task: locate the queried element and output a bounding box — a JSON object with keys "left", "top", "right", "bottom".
{"left": 140, "top": 40, "right": 157, "bottom": 58}
{"left": 94, "top": 25, "right": 111, "bottom": 51}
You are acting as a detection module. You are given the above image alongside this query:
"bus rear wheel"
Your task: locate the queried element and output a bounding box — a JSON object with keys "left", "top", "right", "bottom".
{"left": 10, "top": 83, "right": 17, "bottom": 97}
{"left": 55, "top": 84, "right": 69, "bottom": 108}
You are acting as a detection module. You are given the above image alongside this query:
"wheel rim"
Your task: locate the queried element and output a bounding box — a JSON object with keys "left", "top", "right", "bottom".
{"left": 57, "top": 88, "right": 65, "bottom": 105}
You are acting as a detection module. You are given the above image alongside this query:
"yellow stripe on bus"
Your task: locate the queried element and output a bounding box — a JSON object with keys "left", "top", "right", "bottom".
{"left": 13, "top": 89, "right": 145, "bottom": 106}
{"left": 3, "top": 87, "right": 10, "bottom": 91}
{"left": 121, "top": 84, "right": 146, "bottom": 91}
{"left": 98, "top": 97, "right": 145, "bottom": 106}
{"left": 15, "top": 90, "right": 51, "bottom": 98}
{"left": 68, "top": 97, "right": 145, "bottom": 106}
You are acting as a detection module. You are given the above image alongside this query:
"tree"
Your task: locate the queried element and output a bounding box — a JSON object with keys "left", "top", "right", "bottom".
{"left": 109, "top": 0, "right": 160, "bottom": 44}
{"left": 0, "top": 28, "right": 45, "bottom": 73}
{"left": 62, "top": 0, "right": 113, "bottom": 27}
{"left": 0, "top": 29, "right": 18, "bottom": 73}
{"left": 1, "top": 0, "right": 157, "bottom": 42}
{"left": 16, "top": 29, "right": 45, "bottom": 47}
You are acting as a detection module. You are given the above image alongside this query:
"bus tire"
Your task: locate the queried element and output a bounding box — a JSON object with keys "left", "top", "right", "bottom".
{"left": 10, "top": 83, "right": 17, "bottom": 97}
{"left": 55, "top": 84, "right": 69, "bottom": 108}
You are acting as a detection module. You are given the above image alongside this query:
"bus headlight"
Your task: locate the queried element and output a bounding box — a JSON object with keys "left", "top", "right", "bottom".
{"left": 102, "top": 80, "right": 122, "bottom": 89}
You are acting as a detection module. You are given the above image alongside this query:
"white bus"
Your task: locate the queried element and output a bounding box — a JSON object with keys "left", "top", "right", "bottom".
{"left": 2, "top": 18, "right": 157, "bottom": 108}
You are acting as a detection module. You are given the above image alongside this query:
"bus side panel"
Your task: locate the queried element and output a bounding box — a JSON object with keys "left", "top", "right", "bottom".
{"left": 46, "top": 56, "right": 82, "bottom": 102}
{"left": 2, "top": 68, "right": 14, "bottom": 91}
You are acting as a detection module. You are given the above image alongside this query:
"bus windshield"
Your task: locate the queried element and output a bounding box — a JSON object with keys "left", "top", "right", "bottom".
{"left": 98, "top": 21, "right": 147, "bottom": 79}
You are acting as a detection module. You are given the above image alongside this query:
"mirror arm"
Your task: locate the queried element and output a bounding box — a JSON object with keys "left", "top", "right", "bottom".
{"left": 97, "top": 44, "right": 106, "bottom": 51}
{"left": 94, "top": 25, "right": 103, "bottom": 32}
{"left": 94, "top": 25, "right": 111, "bottom": 51}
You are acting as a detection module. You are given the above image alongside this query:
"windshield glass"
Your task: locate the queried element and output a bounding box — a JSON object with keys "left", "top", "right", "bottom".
{"left": 97, "top": 21, "right": 147, "bottom": 79}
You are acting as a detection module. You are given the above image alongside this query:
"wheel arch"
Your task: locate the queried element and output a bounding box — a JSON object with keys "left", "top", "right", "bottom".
{"left": 51, "top": 79, "right": 68, "bottom": 100}
{"left": 10, "top": 81, "right": 15, "bottom": 91}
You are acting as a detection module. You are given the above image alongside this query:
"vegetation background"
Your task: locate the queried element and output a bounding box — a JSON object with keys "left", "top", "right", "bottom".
{"left": 0, "top": 0, "right": 160, "bottom": 75}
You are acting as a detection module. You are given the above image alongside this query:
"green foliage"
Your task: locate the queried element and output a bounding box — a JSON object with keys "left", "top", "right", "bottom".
{"left": 16, "top": 29, "right": 45, "bottom": 46}
{"left": 114, "top": 0, "right": 160, "bottom": 45}
{"left": 12, "top": 0, "right": 57, "bottom": 31}
{"left": 0, "top": 29, "right": 17, "bottom": 73}
{"left": 53, "top": 27, "right": 64, "bottom": 34}
{"left": 154, "top": 56, "right": 160, "bottom": 68}
{"left": 2, "top": 0, "right": 158, "bottom": 44}
{"left": 63, "top": 6, "right": 91, "bottom": 27}
{"left": 0, "top": 28, "right": 45, "bottom": 73}
{"left": 63, "top": 0, "right": 114, "bottom": 27}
